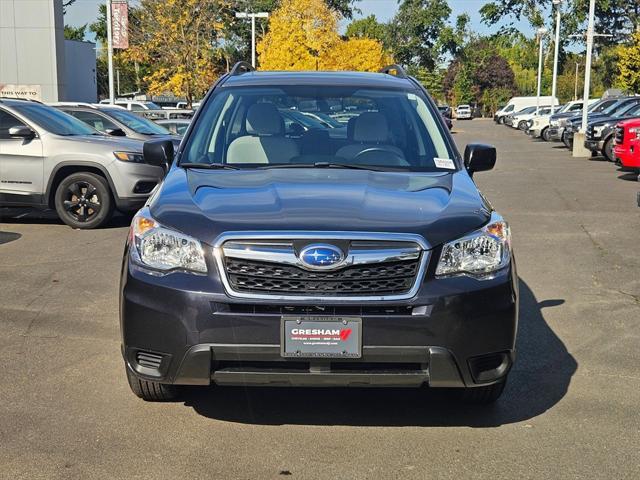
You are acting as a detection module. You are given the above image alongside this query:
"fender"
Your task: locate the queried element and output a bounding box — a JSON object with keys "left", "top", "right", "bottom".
{"left": 45, "top": 160, "right": 118, "bottom": 207}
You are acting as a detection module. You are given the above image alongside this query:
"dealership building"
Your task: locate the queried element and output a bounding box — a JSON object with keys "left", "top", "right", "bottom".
{"left": 0, "top": 0, "right": 97, "bottom": 103}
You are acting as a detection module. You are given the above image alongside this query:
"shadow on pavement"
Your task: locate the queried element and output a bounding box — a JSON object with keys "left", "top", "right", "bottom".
{"left": 617, "top": 173, "right": 639, "bottom": 182}
{"left": 0, "top": 208, "right": 133, "bottom": 229}
{"left": 183, "top": 279, "right": 577, "bottom": 427}
{"left": 0, "top": 231, "right": 22, "bottom": 245}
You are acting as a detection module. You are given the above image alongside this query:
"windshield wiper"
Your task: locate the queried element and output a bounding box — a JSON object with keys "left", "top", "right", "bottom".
{"left": 260, "top": 162, "right": 392, "bottom": 171}
{"left": 180, "top": 162, "right": 240, "bottom": 170}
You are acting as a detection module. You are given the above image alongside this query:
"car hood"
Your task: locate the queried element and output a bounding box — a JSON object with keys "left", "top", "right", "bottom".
{"left": 53, "top": 134, "right": 144, "bottom": 151}
{"left": 591, "top": 115, "right": 640, "bottom": 127}
{"left": 149, "top": 168, "right": 492, "bottom": 248}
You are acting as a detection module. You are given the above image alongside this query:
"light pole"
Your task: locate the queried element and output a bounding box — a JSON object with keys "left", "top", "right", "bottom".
{"left": 573, "top": 0, "right": 596, "bottom": 157}
{"left": 535, "top": 27, "right": 548, "bottom": 115}
{"left": 106, "top": 0, "right": 115, "bottom": 104}
{"left": 574, "top": 62, "right": 580, "bottom": 101}
{"left": 550, "top": 0, "right": 563, "bottom": 114}
{"left": 235, "top": 12, "right": 269, "bottom": 68}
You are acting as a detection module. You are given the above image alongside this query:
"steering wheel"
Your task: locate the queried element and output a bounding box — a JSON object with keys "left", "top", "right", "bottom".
{"left": 353, "top": 147, "right": 407, "bottom": 166}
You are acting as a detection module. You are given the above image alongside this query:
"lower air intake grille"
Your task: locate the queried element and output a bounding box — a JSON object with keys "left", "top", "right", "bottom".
{"left": 136, "top": 351, "right": 163, "bottom": 369}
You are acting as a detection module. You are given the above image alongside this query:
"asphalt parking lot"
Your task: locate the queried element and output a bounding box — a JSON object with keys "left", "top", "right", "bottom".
{"left": 1, "top": 118, "right": 639, "bottom": 479}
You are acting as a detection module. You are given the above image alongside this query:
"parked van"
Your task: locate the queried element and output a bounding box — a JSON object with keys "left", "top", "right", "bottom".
{"left": 494, "top": 96, "right": 559, "bottom": 124}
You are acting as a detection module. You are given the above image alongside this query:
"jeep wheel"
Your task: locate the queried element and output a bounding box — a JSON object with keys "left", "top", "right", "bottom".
{"left": 460, "top": 378, "right": 507, "bottom": 404}
{"left": 603, "top": 137, "right": 614, "bottom": 162}
{"left": 54, "top": 172, "right": 114, "bottom": 229}
{"left": 126, "top": 367, "right": 179, "bottom": 402}
{"left": 541, "top": 127, "right": 551, "bottom": 142}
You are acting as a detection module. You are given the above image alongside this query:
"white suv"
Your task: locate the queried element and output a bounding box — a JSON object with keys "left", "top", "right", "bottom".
{"left": 456, "top": 105, "right": 472, "bottom": 120}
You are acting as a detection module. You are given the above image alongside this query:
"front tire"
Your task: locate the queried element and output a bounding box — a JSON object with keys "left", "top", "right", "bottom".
{"left": 54, "top": 172, "right": 114, "bottom": 229}
{"left": 517, "top": 120, "right": 528, "bottom": 130}
{"left": 603, "top": 137, "right": 615, "bottom": 162}
{"left": 541, "top": 127, "right": 551, "bottom": 142}
{"left": 498, "top": 116, "right": 505, "bottom": 125}
{"left": 126, "top": 367, "right": 179, "bottom": 402}
{"left": 460, "top": 378, "right": 507, "bottom": 404}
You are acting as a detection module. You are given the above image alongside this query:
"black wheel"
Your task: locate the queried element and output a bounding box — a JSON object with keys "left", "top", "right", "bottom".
{"left": 541, "top": 127, "right": 551, "bottom": 142}
{"left": 517, "top": 120, "right": 528, "bottom": 130}
{"left": 54, "top": 172, "right": 114, "bottom": 229}
{"left": 126, "top": 366, "right": 179, "bottom": 402}
{"left": 603, "top": 137, "right": 614, "bottom": 162}
{"left": 460, "top": 378, "right": 507, "bottom": 404}
{"left": 498, "top": 116, "right": 505, "bottom": 125}
{"left": 562, "top": 133, "right": 571, "bottom": 149}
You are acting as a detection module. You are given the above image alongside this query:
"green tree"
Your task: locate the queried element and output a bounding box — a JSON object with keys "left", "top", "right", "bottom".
{"left": 386, "top": 0, "right": 453, "bottom": 70}
{"left": 64, "top": 24, "right": 86, "bottom": 41}
{"left": 615, "top": 32, "right": 640, "bottom": 93}
{"left": 345, "top": 15, "right": 386, "bottom": 43}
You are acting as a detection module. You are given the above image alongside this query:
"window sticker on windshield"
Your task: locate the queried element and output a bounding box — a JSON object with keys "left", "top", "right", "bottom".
{"left": 434, "top": 157, "right": 455, "bottom": 169}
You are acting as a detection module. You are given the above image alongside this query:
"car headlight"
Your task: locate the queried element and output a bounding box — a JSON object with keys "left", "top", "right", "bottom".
{"left": 550, "top": 120, "right": 559, "bottom": 127}
{"left": 129, "top": 208, "right": 207, "bottom": 274}
{"left": 435, "top": 215, "right": 511, "bottom": 278}
{"left": 114, "top": 151, "right": 145, "bottom": 163}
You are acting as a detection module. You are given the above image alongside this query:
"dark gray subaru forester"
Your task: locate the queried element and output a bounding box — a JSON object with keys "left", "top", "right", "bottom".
{"left": 120, "top": 63, "right": 518, "bottom": 403}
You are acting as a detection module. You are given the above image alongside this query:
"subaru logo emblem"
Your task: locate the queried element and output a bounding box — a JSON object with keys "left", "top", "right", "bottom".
{"left": 299, "top": 244, "right": 345, "bottom": 270}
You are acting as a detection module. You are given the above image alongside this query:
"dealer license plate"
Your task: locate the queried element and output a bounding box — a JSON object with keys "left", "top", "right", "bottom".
{"left": 281, "top": 316, "right": 362, "bottom": 358}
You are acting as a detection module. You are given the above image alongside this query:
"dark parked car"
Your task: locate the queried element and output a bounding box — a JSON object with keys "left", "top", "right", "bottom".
{"left": 564, "top": 97, "right": 640, "bottom": 148}
{"left": 548, "top": 97, "right": 620, "bottom": 143}
{"left": 54, "top": 104, "right": 181, "bottom": 143}
{"left": 584, "top": 102, "right": 640, "bottom": 161}
{"left": 121, "top": 63, "right": 518, "bottom": 404}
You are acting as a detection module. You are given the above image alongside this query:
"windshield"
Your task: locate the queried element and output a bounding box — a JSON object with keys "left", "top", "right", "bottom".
{"left": 106, "top": 109, "right": 170, "bottom": 134}
{"left": 516, "top": 106, "right": 537, "bottom": 115}
{"left": 180, "top": 85, "right": 455, "bottom": 172}
{"left": 13, "top": 103, "right": 98, "bottom": 136}
{"left": 617, "top": 102, "right": 640, "bottom": 117}
{"left": 143, "top": 102, "right": 163, "bottom": 110}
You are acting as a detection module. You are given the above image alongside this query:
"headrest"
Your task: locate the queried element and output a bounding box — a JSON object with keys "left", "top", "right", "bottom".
{"left": 246, "top": 103, "right": 283, "bottom": 135}
{"left": 353, "top": 112, "right": 390, "bottom": 143}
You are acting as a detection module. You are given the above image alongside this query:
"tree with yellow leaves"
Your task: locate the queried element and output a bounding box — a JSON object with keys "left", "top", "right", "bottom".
{"left": 125, "top": 0, "right": 230, "bottom": 106}
{"left": 615, "top": 32, "right": 640, "bottom": 94}
{"left": 257, "top": 0, "right": 390, "bottom": 72}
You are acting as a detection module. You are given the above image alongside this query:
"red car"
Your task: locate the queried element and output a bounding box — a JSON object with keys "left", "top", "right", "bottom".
{"left": 614, "top": 118, "right": 640, "bottom": 174}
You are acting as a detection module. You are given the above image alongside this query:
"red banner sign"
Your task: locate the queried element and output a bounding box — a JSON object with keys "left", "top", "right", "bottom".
{"left": 111, "top": 1, "right": 129, "bottom": 49}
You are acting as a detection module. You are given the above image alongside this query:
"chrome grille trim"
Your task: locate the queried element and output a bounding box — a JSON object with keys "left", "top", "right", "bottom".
{"left": 212, "top": 231, "right": 430, "bottom": 302}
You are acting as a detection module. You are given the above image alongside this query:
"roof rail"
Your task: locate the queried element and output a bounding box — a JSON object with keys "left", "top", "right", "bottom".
{"left": 379, "top": 64, "right": 408, "bottom": 79}
{"left": 0, "top": 96, "right": 43, "bottom": 104}
{"left": 230, "top": 61, "right": 255, "bottom": 76}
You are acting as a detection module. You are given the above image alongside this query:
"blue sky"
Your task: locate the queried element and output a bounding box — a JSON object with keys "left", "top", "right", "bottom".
{"left": 64, "top": 0, "right": 537, "bottom": 42}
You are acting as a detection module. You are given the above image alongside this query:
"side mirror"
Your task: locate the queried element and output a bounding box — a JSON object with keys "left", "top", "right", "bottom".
{"left": 105, "top": 128, "right": 126, "bottom": 137}
{"left": 8, "top": 125, "right": 35, "bottom": 139}
{"left": 464, "top": 143, "right": 496, "bottom": 176}
{"left": 143, "top": 139, "right": 174, "bottom": 172}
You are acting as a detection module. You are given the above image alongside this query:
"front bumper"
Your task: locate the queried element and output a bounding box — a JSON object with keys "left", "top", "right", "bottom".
{"left": 120, "top": 245, "right": 518, "bottom": 389}
{"left": 614, "top": 142, "right": 640, "bottom": 169}
{"left": 584, "top": 139, "right": 604, "bottom": 153}
{"left": 548, "top": 126, "right": 565, "bottom": 141}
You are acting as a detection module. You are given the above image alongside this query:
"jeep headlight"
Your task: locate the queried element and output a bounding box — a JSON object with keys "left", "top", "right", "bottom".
{"left": 129, "top": 208, "right": 207, "bottom": 273}
{"left": 114, "top": 151, "right": 145, "bottom": 163}
{"left": 436, "top": 215, "right": 511, "bottom": 278}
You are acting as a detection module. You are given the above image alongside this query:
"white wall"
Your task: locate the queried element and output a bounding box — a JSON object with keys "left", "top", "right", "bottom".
{"left": 63, "top": 40, "right": 97, "bottom": 102}
{"left": 0, "top": 0, "right": 66, "bottom": 102}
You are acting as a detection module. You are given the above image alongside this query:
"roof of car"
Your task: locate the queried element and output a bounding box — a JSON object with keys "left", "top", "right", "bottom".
{"left": 0, "top": 97, "right": 44, "bottom": 107}
{"left": 221, "top": 71, "right": 417, "bottom": 89}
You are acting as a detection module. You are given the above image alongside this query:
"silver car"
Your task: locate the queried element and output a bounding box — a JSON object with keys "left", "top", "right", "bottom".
{"left": 0, "top": 98, "right": 164, "bottom": 229}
